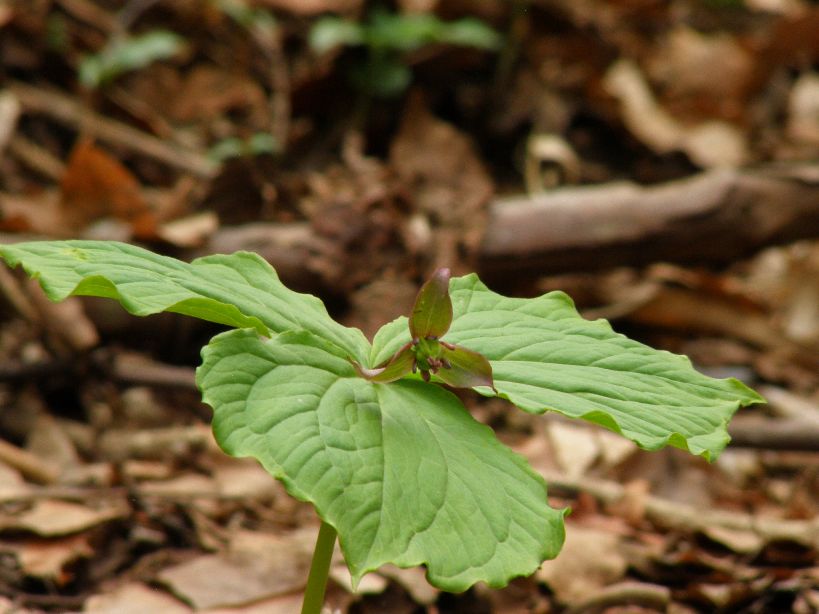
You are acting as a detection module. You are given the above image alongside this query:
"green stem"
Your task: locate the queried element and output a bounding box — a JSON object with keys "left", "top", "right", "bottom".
{"left": 301, "top": 520, "right": 337, "bottom": 614}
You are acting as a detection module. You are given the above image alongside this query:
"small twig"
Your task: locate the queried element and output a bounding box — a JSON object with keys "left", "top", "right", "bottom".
{"left": 10, "top": 81, "right": 217, "bottom": 178}
{"left": 728, "top": 416, "right": 819, "bottom": 451}
{"left": 103, "top": 350, "right": 197, "bottom": 389}
{"left": 7, "top": 134, "right": 66, "bottom": 180}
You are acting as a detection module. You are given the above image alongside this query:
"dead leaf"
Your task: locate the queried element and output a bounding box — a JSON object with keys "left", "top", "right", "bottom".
{"left": 170, "top": 66, "right": 267, "bottom": 125}
{"left": 0, "top": 461, "right": 30, "bottom": 500}
{"left": 537, "top": 525, "right": 628, "bottom": 604}
{"left": 648, "top": 26, "right": 754, "bottom": 121}
{"left": 2, "top": 534, "right": 93, "bottom": 581}
{"left": 603, "top": 59, "right": 748, "bottom": 168}
{"left": 0, "top": 500, "right": 127, "bottom": 537}
{"left": 389, "top": 93, "right": 493, "bottom": 268}
{"left": 546, "top": 420, "right": 600, "bottom": 478}
{"left": 26, "top": 415, "right": 81, "bottom": 473}
{"left": 211, "top": 458, "right": 280, "bottom": 500}
{"left": 158, "top": 528, "right": 319, "bottom": 609}
{"left": 202, "top": 592, "right": 305, "bottom": 614}
{"left": 0, "top": 190, "right": 65, "bottom": 235}
{"left": 59, "top": 139, "right": 155, "bottom": 235}
{"left": 84, "top": 582, "right": 191, "bottom": 614}
{"left": 156, "top": 211, "right": 219, "bottom": 247}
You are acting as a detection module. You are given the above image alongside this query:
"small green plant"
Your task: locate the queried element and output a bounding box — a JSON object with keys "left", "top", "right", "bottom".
{"left": 207, "top": 133, "right": 280, "bottom": 163}
{"left": 309, "top": 8, "right": 501, "bottom": 97}
{"left": 0, "top": 241, "right": 762, "bottom": 613}
{"left": 79, "top": 30, "right": 185, "bottom": 89}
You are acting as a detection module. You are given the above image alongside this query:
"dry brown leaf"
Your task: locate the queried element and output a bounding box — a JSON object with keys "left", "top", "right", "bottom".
{"left": 648, "top": 26, "right": 754, "bottom": 122}
{"left": 389, "top": 93, "right": 493, "bottom": 268}
{"left": 171, "top": 66, "right": 267, "bottom": 125}
{"left": 537, "top": 525, "right": 628, "bottom": 604}
{"left": 0, "top": 596, "right": 39, "bottom": 614}
{"left": 26, "top": 415, "right": 81, "bottom": 473}
{"left": 158, "top": 528, "right": 319, "bottom": 609}
{"left": 59, "top": 139, "right": 156, "bottom": 235}
{"left": 2, "top": 534, "right": 93, "bottom": 581}
{"left": 0, "top": 499, "right": 127, "bottom": 537}
{"left": 0, "top": 190, "right": 65, "bottom": 235}
{"left": 202, "top": 592, "right": 305, "bottom": 614}
{"left": 84, "top": 582, "right": 191, "bottom": 614}
{"left": 0, "top": 461, "right": 30, "bottom": 500}
{"left": 546, "top": 420, "right": 600, "bottom": 478}
{"left": 156, "top": 211, "right": 219, "bottom": 248}
{"left": 211, "top": 458, "right": 280, "bottom": 500}
{"left": 603, "top": 59, "right": 748, "bottom": 168}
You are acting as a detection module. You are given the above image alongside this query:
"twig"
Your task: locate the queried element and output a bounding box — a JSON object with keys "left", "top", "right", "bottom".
{"left": 102, "top": 350, "right": 197, "bottom": 389}
{"left": 10, "top": 82, "right": 217, "bottom": 178}
{"left": 728, "top": 416, "right": 819, "bottom": 451}
{"left": 7, "top": 134, "right": 66, "bottom": 180}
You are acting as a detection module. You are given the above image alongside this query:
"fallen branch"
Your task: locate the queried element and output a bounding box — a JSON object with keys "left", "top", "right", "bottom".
{"left": 728, "top": 416, "right": 819, "bottom": 451}
{"left": 480, "top": 165, "right": 819, "bottom": 280}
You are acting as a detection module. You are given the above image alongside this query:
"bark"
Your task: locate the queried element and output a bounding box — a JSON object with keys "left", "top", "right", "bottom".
{"left": 479, "top": 164, "right": 819, "bottom": 280}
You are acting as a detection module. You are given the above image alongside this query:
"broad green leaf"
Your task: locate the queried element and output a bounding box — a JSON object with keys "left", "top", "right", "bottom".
{"left": 198, "top": 328, "right": 565, "bottom": 591}
{"left": 371, "top": 274, "right": 764, "bottom": 460}
{"left": 409, "top": 267, "right": 453, "bottom": 340}
{"left": 0, "top": 240, "right": 368, "bottom": 361}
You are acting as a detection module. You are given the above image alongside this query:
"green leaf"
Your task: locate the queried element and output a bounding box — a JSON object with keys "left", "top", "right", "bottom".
{"left": 349, "top": 55, "right": 412, "bottom": 98}
{"left": 198, "top": 328, "right": 565, "bottom": 592}
{"left": 438, "top": 18, "right": 502, "bottom": 50}
{"left": 309, "top": 17, "right": 364, "bottom": 53}
{"left": 350, "top": 342, "right": 415, "bottom": 383}
{"left": 371, "top": 274, "right": 764, "bottom": 460}
{"left": 79, "top": 30, "right": 185, "bottom": 88}
{"left": 436, "top": 344, "right": 495, "bottom": 390}
{"left": 409, "top": 267, "right": 452, "bottom": 340}
{"left": 0, "top": 240, "right": 368, "bottom": 361}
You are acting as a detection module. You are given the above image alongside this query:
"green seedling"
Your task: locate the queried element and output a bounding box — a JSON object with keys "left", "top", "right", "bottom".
{"left": 207, "top": 133, "right": 279, "bottom": 162}
{"left": 79, "top": 30, "right": 185, "bottom": 89}
{"left": 309, "top": 8, "right": 501, "bottom": 97}
{"left": 0, "top": 241, "right": 763, "bottom": 613}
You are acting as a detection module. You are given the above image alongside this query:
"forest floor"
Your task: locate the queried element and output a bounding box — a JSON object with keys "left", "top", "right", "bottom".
{"left": 1, "top": 1, "right": 819, "bottom": 612}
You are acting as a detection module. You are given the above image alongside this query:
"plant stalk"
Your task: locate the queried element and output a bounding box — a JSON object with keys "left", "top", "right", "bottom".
{"left": 301, "top": 520, "right": 337, "bottom": 614}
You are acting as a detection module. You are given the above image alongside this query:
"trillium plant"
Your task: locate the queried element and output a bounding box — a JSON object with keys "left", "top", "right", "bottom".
{"left": 0, "top": 241, "right": 762, "bottom": 614}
